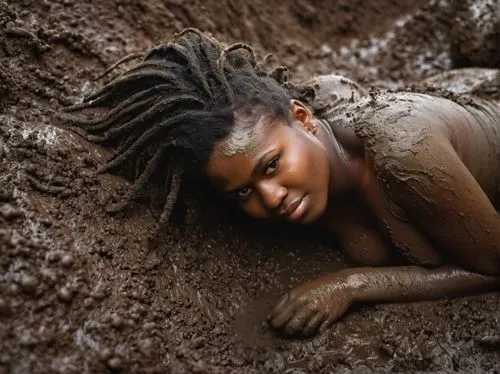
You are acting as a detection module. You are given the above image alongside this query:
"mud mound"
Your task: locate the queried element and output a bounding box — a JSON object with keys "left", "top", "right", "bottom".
{"left": 1, "top": 0, "right": 499, "bottom": 373}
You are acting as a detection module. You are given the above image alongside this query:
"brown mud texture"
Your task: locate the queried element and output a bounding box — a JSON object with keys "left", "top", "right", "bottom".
{"left": 1, "top": 0, "right": 499, "bottom": 373}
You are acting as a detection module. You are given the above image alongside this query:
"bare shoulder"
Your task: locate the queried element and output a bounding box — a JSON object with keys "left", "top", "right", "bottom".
{"left": 343, "top": 91, "right": 498, "bottom": 155}
{"left": 346, "top": 91, "right": 500, "bottom": 198}
{"left": 341, "top": 92, "right": 442, "bottom": 163}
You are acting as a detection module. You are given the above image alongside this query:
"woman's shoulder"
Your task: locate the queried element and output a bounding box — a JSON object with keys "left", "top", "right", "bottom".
{"left": 326, "top": 91, "right": 436, "bottom": 143}
{"left": 325, "top": 91, "right": 450, "bottom": 179}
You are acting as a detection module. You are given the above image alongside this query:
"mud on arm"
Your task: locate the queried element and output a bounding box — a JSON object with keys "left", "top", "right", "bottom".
{"left": 267, "top": 264, "right": 500, "bottom": 336}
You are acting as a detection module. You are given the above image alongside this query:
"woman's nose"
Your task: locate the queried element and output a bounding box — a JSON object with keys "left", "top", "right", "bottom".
{"left": 257, "top": 180, "right": 287, "bottom": 210}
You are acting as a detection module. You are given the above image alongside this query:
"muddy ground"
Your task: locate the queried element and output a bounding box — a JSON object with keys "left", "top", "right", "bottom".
{"left": 1, "top": 0, "right": 499, "bottom": 373}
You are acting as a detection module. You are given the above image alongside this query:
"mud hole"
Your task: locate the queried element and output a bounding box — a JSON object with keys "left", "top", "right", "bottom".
{"left": 1, "top": 0, "right": 499, "bottom": 373}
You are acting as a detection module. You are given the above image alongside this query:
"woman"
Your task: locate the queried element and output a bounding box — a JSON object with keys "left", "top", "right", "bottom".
{"left": 65, "top": 29, "right": 500, "bottom": 337}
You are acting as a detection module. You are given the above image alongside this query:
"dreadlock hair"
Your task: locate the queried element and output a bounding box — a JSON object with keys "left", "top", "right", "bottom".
{"left": 63, "top": 28, "right": 317, "bottom": 232}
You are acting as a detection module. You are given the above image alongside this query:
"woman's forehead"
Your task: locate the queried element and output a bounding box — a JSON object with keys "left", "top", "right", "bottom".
{"left": 216, "top": 110, "right": 283, "bottom": 157}
{"left": 215, "top": 123, "right": 260, "bottom": 157}
{"left": 206, "top": 121, "right": 287, "bottom": 190}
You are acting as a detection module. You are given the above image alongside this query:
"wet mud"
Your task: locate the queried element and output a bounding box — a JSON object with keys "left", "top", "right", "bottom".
{"left": 1, "top": 0, "right": 499, "bottom": 373}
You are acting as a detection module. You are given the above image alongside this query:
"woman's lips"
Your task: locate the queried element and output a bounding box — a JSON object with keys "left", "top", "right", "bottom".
{"left": 287, "top": 195, "right": 307, "bottom": 221}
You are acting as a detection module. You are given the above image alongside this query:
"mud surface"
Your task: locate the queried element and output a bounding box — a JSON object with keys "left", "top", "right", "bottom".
{"left": 1, "top": 0, "right": 499, "bottom": 373}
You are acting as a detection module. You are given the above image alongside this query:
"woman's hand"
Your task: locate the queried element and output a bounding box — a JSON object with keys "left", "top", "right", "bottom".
{"left": 266, "top": 266, "right": 500, "bottom": 337}
{"left": 266, "top": 273, "right": 354, "bottom": 336}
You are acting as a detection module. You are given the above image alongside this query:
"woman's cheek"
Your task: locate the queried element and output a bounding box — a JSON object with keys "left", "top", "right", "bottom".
{"left": 283, "top": 151, "right": 309, "bottom": 187}
{"left": 241, "top": 199, "right": 267, "bottom": 219}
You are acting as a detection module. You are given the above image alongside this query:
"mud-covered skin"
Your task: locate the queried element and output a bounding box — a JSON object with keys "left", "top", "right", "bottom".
{"left": 268, "top": 266, "right": 500, "bottom": 336}
{"left": 353, "top": 91, "right": 500, "bottom": 271}
{"left": 354, "top": 92, "right": 500, "bottom": 268}
{"left": 269, "top": 69, "right": 500, "bottom": 336}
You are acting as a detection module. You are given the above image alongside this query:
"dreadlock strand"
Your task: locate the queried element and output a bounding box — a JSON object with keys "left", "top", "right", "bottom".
{"left": 105, "top": 144, "right": 169, "bottom": 213}
{"left": 108, "top": 95, "right": 205, "bottom": 149}
{"left": 83, "top": 69, "right": 179, "bottom": 103}
{"left": 81, "top": 86, "right": 172, "bottom": 131}
{"left": 111, "top": 112, "right": 209, "bottom": 164}
{"left": 94, "top": 52, "right": 145, "bottom": 82}
{"left": 213, "top": 48, "right": 235, "bottom": 102}
{"left": 223, "top": 43, "right": 257, "bottom": 67}
{"left": 200, "top": 39, "right": 227, "bottom": 75}
{"left": 111, "top": 60, "right": 181, "bottom": 82}
{"left": 71, "top": 96, "right": 156, "bottom": 143}
{"left": 175, "top": 27, "right": 204, "bottom": 39}
{"left": 89, "top": 94, "right": 205, "bottom": 143}
{"left": 95, "top": 112, "right": 202, "bottom": 174}
{"left": 155, "top": 165, "right": 182, "bottom": 232}
{"left": 168, "top": 42, "right": 213, "bottom": 98}
{"left": 66, "top": 126, "right": 91, "bottom": 140}
{"left": 62, "top": 97, "right": 108, "bottom": 113}
{"left": 80, "top": 95, "right": 159, "bottom": 133}
{"left": 120, "top": 61, "right": 176, "bottom": 77}
{"left": 64, "top": 70, "right": 175, "bottom": 114}
{"left": 215, "top": 43, "right": 259, "bottom": 103}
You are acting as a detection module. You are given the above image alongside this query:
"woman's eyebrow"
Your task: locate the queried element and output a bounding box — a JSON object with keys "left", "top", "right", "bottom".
{"left": 225, "top": 149, "right": 275, "bottom": 194}
{"left": 253, "top": 149, "right": 275, "bottom": 176}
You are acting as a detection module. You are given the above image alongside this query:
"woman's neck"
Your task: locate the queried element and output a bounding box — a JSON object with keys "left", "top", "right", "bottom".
{"left": 316, "top": 118, "right": 366, "bottom": 195}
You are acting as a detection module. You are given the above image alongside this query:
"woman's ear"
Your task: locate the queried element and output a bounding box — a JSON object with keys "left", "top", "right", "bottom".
{"left": 290, "top": 100, "right": 317, "bottom": 134}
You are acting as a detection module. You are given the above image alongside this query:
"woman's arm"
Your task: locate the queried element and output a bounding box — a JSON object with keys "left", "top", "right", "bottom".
{"left": 267, "top": 266, "right": 500, "bottom": 336}
{"left": 347, "top": 266, "right": 500, "bottom": 302}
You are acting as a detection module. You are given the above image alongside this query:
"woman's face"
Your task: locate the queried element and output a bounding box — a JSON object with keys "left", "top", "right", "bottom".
{"left": 205, "top": 101, "right": 331, "bottom": 224}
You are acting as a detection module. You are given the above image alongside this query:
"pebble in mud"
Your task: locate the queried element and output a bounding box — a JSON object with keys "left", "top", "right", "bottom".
{"left": 60, "top": 253, "right": 75, "bottom": 268}
{"left": 0, "top": 203, "right": 22, "bottom": 220}
{"left": 106, "top": 357, "right": 124, "bottom": 372}
{"left": 142, "top": 322, "right": 156, "bottom": 331}
{"left": 47, "top": 250, "right": 61, "bottom": 263}
{"left": 0, "top": 354, "right": 10, "bottom": 365}
{"left": 57, "top": 285, "right": 74, "bottom": 303}
{"left": 110, "top": 313, "right": 124, "bottom": 329}
{"left": 83, "top": 297, "right": 94, "bottom": 308}
{"left": 99, "top": 347, "right": 113, "bottom": 361}
{"left": 20, "top": 274, "right": 38, "bottom": 294}
{"left": 190, "top": 336, "right": 205, "bottom": 349}
{"left": 90, "top": 285, "right": 109, "bottom": 301}
{"left": 7, "top": 283, "right": 20, "bottom": 296}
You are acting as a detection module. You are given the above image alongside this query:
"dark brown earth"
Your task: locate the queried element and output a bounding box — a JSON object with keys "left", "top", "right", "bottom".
{"left": 1, "top": 0, "right": 499, "bottom": 373}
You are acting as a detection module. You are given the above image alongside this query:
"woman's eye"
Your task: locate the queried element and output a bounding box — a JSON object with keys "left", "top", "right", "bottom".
{"left": 265, "top": 157, "right": 279, "bottom": 175}
{"left": 237, "top": 187, "right": 253, "bottom": 199}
